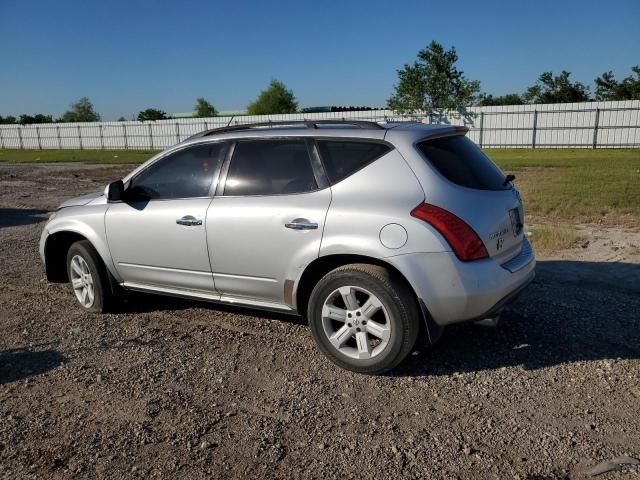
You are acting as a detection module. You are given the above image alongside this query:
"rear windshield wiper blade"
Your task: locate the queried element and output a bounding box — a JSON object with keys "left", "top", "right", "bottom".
{"left": 503, "top": 174, "right": 516, "bottom": 186}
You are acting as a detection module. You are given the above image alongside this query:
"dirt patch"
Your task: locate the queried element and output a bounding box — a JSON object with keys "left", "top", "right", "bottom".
{"left": 543, "top": 224, "right": 640, "bottom": 263}
{"left": 1, "top": 163, "right": 639, "bottom": 479}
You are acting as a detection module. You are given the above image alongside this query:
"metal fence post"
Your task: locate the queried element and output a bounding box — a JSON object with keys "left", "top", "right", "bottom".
{"left": 175, "top": 122, "right": 180, "bottom": 143}
{"left": 77, "top": 125, "right": 83, "bottom": 150}
{"left": 0, "top": 127, "right": 4, "bottom": 149}
{"left": 148, "top": 123, "right": 154, "bottom": 149}
{"left": 479, "top": 112, "right": 484, "bottom": 148}
{"left": 99, "top": 124, "right": 104, "bottom": 150}
{"left": 531, "top": 110, "right": 538, "bottom": 148}
{"left": 592, "top": 108, "right": 600, "bottom": 149}
{"left": 56, "top": 125, "right": 62, "bottom": 149}
{"left": 18, "top": 126, "right": 23, "bottom": 149}
{"left": 36, "top": 126, "right": 42, "bottom": 150}
{"left": 123, "top": 124, "right": 128, "bottom": 149}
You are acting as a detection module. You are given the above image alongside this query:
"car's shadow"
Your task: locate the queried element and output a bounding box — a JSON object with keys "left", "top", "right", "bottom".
{"left": 112, "top": 260, "right": 640, "bottom": 375}
{"left": 0, "top": 208, "right": 49, "bottom": 229}
{"left": 396, "top": 259, "right": 640, "bottom": 376}
{"left": 0, "top": 347, "right": 66, "bottom": 385}
{"left": 117, "top": 292, "right": 307, "bottom": 326}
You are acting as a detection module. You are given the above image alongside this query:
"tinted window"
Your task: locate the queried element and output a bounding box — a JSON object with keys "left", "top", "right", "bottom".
{"left": 224, "top": 140, "right": 317, "bottom": 196}
{"left": 317, "top": 141, "right": 391, "bottom": 184}
{"left": 417, "top": 136, "right": 508, "bottom": 190}
{"left": 128, "top": 143, "right": 227, "bottom": 200}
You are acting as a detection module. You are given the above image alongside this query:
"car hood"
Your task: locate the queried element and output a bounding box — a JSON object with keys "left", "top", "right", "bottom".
{"left": 58, "top": 191, "right": 104, "bottom": 209}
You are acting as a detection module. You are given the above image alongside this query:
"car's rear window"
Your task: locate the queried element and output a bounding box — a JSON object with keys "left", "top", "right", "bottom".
{"left": 417, "top": 135, "right": 509, "bottom": 190}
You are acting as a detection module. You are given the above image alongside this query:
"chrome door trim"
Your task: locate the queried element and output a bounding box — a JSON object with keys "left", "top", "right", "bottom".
{"left": 117, "top": 262, "right": 213, "bottom": 276}
{"left": 213, "top": 271, "right": 278, "bottom": 282}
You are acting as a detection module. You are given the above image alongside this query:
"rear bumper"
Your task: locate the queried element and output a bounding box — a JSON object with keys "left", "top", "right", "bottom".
{"left": 387, "top": 239, "right": 535, "bottom": 326}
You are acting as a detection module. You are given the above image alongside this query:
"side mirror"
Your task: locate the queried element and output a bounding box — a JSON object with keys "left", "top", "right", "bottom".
{"left": 107, "top": 180, "right": 125, "bottom": 202}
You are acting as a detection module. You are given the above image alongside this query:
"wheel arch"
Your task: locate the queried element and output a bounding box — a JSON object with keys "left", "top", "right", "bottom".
{"left": 295, "top": 253, "right": 441, "bottom": 346}
{"left": 296, "top": 254, "right": 406, "bottom": 308}
{"left": 44, "top": 231, "right": 89, "bottom": 282}
{"left": 44, "top": 228, "right": 119, "bottom": 284}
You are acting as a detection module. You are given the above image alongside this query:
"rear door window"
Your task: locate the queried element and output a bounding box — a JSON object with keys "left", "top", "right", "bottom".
{"left": 417, "top": 135, "right": 509, "bottom": 190}
{"left": 224, "top": 140, "right": 318, "bottom": 196}
{"left": 317, "top": 140, "right": 391, "bottom": 184}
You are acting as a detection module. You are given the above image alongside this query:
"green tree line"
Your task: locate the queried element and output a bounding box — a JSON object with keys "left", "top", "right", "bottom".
{"left": 388, "top": 40, "right": 640, "bottom": 111}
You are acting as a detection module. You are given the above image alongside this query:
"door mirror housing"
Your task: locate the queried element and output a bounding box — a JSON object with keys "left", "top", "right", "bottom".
{"left": 106, "top": 180, "right": 125, "bottom": 202}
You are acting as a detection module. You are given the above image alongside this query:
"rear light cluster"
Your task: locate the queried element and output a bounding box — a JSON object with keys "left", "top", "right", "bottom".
{"left": 410, "top": 203, "right": 488, "bottom": 261}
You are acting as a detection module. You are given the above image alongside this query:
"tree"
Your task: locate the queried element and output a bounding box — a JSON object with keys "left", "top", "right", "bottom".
{"left": 137, "top": 108, "right": 168, "bottom": 121}
{"left": 478, "top": 93, "right": 524, "bottom": 106}
{"left": 117, "top": 116, "right": 127, "bottom": 122}
{"left": 594, "top": 66, "right": 640, "bottom": 101}
{"left": 195, "top": 98, "right": 217, "bottom": 117}
{"left": 387, "top": 41, "right": 480, "bottom": 113}
{"left": 19, "top": 114, "right": 53, "bottom": 125}
{"left": 523, "top": 71, "right": 590, "bottom": 104}
{"left": 60, "top": 97, "right": 101, "bottom": 122}
{"left": 247, "top": 80, "right": 298, "bottom": 115}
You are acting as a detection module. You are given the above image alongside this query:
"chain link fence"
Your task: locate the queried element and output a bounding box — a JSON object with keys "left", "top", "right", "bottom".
{"left": 1, "top": 101, "right": 638, "bottom": 150}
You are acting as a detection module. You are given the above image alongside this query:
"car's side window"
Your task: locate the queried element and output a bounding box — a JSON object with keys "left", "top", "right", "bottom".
{"left": 128, "top": 142, "right": 227, "bottom": 201}
{"left": 317, "top": 140, "right": 391, "bottom": 184}
{"left": 223, "top": 139, "right": 318, "bottom": 196}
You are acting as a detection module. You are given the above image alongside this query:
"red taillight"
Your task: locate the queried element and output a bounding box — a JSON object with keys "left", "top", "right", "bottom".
{"left": 410, "top": 203, "right": 488, "bottom": 261}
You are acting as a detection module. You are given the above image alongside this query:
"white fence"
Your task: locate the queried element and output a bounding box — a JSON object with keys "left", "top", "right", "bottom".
{"left": 1, "top": 100, "right": 639, "bottom": 150}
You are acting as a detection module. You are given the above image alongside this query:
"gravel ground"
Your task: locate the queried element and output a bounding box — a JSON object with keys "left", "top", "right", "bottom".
{"left": 1, "top": 163, "right": 639, "bottom": 479}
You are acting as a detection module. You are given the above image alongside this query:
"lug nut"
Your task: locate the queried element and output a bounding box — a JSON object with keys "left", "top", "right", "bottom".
{"left": 347, "top": 323, "right": 352, "bottom": 327}
{"left": 362, "top": 320, "right": 367, "bottom": 325}
{"left": 347, "top": 313, "right": 352, "bottom": 318}
{"left": 356, "top": 327, "right": 361, "bottom": 332}
{"left": 356, "top": 311, "right": 361, "bottom": 316}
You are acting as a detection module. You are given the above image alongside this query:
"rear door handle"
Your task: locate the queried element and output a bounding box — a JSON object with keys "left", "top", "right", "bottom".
{"left": 176, "top": 215, "right": 203, "bottom": 226}
{"left": 285, "top": 218, "right": 318, "bottom": 230}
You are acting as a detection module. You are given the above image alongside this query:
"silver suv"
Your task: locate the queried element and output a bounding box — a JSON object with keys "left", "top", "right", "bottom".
{"left": 40, "top": 121, "right": 535, "bottom": 374}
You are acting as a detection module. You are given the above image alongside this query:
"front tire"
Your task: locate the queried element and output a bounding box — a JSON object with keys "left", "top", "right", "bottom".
{"left": 308, "top": 264, "right": 419, "bottom": 374}
{"left": 66, "top": 240, "right": 113, "bottom": 313}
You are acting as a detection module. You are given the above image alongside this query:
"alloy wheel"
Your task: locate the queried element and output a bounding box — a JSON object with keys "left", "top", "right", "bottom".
{"left": 70, "top": 254, "right": 95, "bottom": 308}
{"left": 321, "top": 286, "right": 391, "bottom": 360}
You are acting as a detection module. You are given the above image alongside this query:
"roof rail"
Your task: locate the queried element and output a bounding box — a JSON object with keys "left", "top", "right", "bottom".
{"left": 187, "top": 119, "right": 384, "bottom": 140}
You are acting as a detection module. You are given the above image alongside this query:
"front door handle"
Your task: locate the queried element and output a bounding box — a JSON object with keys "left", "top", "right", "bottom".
{"left": 285, "top": 218, "right": 318, "bottom": 230}
{"left": 176, "top": 215, "right": 203, "bottom": 226}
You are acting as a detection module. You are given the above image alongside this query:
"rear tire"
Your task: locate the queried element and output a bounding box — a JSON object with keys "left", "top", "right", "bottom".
{"left": 307, "top": 264, "right": 419, "bottom": 374}
{"left": 66, "top": 240, "right": 114, "bottom": 313}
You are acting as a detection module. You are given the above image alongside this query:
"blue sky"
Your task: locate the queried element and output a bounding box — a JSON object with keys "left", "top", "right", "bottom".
{"left": 1, "top": 0, "right": 639, "bottom": 120}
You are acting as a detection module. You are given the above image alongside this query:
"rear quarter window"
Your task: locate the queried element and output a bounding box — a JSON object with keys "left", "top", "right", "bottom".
{"left": 417, "top": 135, "right": 509, "bottom": 191}
{"left": 317, "top": 140, "right": 391, "bottom": 184}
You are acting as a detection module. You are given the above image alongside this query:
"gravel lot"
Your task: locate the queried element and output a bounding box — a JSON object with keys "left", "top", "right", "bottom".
{"left": 1, "top": 163, "right": 639, "bottom": 479}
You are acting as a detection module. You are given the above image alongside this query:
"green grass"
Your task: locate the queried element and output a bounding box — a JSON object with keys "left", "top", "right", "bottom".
{"left": 0, "top": 149, "right": 159, "bottom": 164}
{"left": 526, "top": 225, "right": 581, "bottom": 254}
{"left": 1, "top": 147, "right": 638, "bottom": 225}
{"left": 485, "top": 148, "right": 640, "bottom": 225}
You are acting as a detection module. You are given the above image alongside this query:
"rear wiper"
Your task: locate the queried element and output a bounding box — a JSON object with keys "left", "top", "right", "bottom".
{"left": 503, "top": 174, "right": 516, "bottom": 186}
